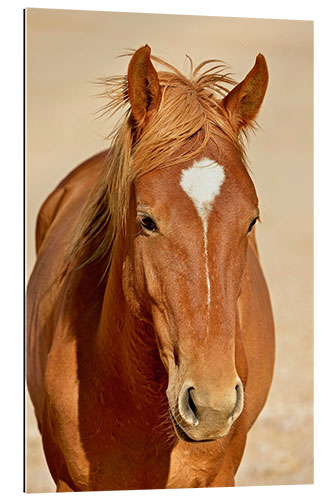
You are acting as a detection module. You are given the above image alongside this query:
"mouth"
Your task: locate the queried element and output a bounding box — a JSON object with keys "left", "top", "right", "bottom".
{"left": 169, "top": 410, "right": 213, "bottom": 444}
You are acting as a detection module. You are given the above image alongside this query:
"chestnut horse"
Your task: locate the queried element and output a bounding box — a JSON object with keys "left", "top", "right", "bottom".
{"left": 27, "top": 45, "right": 274, "bottom": 491}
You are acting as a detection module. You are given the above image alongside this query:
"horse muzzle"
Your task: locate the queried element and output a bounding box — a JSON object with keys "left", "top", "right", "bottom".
{"left": 169, "top": 379, "right": 244, "bottom": 442}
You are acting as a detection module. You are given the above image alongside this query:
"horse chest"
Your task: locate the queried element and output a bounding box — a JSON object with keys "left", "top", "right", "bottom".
{"left": 85, "top": 444, "right": 171, "bottom": 490}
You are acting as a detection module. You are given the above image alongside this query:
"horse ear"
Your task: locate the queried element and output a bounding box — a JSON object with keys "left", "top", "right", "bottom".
{"left": 127, "top": 44, "right": 161, "bottom": 127}
{"left": 221, "top": 54, "right": 268, "bottom": 130}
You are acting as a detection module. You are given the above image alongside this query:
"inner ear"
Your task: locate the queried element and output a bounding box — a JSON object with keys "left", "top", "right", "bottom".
{"left": 127, "top": 45, "right": 162, "bottom": 127}
{"left": 221, "top": 54, "right": 269, "bottom": 131}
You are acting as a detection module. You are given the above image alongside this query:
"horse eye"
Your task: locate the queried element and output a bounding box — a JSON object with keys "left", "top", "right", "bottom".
{"left": 140, "top": 216, "right": 158, "bottom": 233}
{"left": 248, "top": 216, "right": 259, "bottom": 233}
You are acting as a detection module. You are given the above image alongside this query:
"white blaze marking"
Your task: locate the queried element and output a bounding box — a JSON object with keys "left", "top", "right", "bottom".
{"left": 180, "top": 158, "right": 225, "bottom": 308}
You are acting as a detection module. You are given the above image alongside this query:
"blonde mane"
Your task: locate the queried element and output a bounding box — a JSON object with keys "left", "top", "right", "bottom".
{"left": 68, "top": 54, "right": 250, "bottom": 272}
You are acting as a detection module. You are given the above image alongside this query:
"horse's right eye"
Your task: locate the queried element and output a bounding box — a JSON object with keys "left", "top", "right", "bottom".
{"left": 140, "top": 216, "right": 158, "bottom": 233}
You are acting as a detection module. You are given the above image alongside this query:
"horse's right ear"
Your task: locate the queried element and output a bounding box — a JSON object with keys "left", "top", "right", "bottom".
{"left": 127, "top": 45, "right": 161, "bottom": 128}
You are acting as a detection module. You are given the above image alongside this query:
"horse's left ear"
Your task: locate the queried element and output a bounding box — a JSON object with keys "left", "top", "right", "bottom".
{"left": 127, "top": 44, "right": 161, "bottom": 127}
{"left": 221, "top": 54, "right": 268, "bottom": 130}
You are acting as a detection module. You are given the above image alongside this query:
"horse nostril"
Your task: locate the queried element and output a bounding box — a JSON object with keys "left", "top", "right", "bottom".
{"left": 178, "top": 385, "right": 199, "bottom": 426}
{"left": 187, "top": 387, "right": 198, "bottom": 420}
{"left": 231, "top": 382, "right": 244, "bottom": 420}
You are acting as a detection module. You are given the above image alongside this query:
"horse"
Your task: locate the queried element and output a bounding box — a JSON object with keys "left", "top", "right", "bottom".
{"left": 26, "top": 44, "right": 275, "bottom": 491}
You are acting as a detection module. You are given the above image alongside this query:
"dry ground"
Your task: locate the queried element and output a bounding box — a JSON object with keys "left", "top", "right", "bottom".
{"left": 25, "top": 9, "right": 313, "bottom": 492}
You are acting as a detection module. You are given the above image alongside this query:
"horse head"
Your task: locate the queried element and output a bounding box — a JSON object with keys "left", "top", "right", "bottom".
{"left": 120, "top": 45, "right": 268, "bottom": 442}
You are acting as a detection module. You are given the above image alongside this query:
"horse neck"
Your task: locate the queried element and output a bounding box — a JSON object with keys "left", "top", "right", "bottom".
{"left": 96, "top": 234, "right": 168, "bottom": 406}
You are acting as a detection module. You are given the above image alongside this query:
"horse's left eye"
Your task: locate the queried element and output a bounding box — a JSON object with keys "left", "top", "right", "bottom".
{"left": 140, "top": 216, "right": 158, "bottom": 233}
{"left": 248, "top": 216, "right": 259, "bottom": 233}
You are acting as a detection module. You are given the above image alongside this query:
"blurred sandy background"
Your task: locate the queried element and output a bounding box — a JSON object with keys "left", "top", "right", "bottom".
{"left": 25, "top": 8, "right": 313, "bottom": 492}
